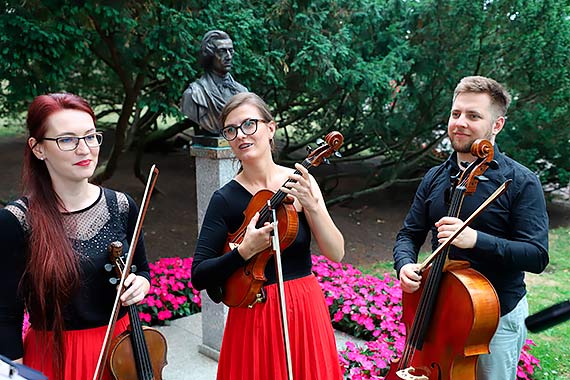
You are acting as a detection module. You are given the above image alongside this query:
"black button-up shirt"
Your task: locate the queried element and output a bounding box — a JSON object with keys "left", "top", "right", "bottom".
{"left": 393, "top": 146, "right": 549, "bottom": 315}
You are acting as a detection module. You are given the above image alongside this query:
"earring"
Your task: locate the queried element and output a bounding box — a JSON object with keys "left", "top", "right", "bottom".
{"left": 39, "top": 157, "right": 45, "bottom": 161}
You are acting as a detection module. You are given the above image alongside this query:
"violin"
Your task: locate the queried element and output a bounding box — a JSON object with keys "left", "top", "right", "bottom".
{"left": 106, "top": 241, "right": 168, "bottom": 380}
{"left": 221, "top": 131, "right": 344, "bottom": 308}
{"left": 386, "top": 139, "right": 503, "bottom": 380}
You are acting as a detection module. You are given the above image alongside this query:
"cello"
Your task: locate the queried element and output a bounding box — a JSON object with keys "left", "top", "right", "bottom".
{"left": 221, "top": 131, "right": 343, "bottom": 308}
{"left": 386, "top": 139, "right": 502, "bottom": 380}
{"left": 106, "top": 241, "right": 168, "bottom": 380}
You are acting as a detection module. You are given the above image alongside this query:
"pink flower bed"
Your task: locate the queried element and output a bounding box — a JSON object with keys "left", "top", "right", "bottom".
{"left": 20, "top": 255, "right": 534, "bottom": 379}
{"left": 137, "top": 257, "right": 202, "bottom": 325}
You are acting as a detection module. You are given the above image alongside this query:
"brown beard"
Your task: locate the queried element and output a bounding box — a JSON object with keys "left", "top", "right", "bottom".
{"left": 450, "top": 125, "right": 494, "bottom": 153}
{"left": 450, "top": 137, "right": 475, "bottom": 154}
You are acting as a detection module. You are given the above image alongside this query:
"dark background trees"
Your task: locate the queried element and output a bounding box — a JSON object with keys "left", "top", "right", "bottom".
{"left": 1, "top": 0, "right": 568, "bottom": 200}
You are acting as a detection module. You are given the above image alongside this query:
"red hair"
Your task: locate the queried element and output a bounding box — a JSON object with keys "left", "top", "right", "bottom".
{"left": 21, "top": 93, "right": 96, "bottom": 377}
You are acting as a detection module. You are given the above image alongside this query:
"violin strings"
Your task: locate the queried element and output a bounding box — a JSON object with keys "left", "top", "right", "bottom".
{"left": 232, "top": 161, "right": 311, "bottom": 246}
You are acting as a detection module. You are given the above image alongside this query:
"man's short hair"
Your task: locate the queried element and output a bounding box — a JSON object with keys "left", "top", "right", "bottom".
{"left": 453, "top": 76, "right": 512, "bottom": 117}
{"left": 199, "top": 30, "right": 231, "bottom": 70}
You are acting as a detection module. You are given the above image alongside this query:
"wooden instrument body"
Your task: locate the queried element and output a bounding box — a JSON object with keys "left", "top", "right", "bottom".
{"left": 106, "top": 239, "right": 168, "bottom": 380}
{"left": 385, "top": 261, "right": 499, "bottom": 380}
{"left": 222, "top": 189, "right": 299, "bottom": 308}
{"left": 109, "top": 325, "right": 168, "bottom": 380}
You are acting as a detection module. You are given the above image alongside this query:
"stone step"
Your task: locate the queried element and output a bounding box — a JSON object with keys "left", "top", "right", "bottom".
{"left": 155, "top": 312, "right": 365, "bottom": 379}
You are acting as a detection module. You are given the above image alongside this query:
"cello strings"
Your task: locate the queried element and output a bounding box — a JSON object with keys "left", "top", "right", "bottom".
{"left": 400, "top": 174, "right": 468, "bottom": 368}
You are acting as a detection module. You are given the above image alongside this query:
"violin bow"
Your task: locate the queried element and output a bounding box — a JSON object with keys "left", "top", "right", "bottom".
{"left": 268, "top": 200, "right": 294, "bottom": 380}
{"left": 418, "top": 179, "right": 511, "bottom": 272}
{"left": 93, "top": 165, "right": 160, "bottom": 380}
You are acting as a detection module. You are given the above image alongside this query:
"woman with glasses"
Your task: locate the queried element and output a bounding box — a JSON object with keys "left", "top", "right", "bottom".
{"left": 0, "top": 93, "right": 151, "bottom": 380}
{"left": 192, "top": 92, "right": 345, "bottom": 379}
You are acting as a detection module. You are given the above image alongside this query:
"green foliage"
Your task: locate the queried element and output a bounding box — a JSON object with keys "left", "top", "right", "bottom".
{"left": 0, "top": 0, "right": 568, "bottom": 190}
{"left": 525, "top": 227, "right": 570, "bottom": 379}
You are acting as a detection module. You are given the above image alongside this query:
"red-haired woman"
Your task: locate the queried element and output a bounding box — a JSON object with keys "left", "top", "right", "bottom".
{"left": 192, "top": 92, "right": 345, "bottom": 379}
{"left": 0, "top": 93, "right": 151, "bottom": 380}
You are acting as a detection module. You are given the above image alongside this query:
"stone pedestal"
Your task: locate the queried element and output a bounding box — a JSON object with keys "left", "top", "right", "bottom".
{"left": 191, "top": 142, "right": 237, "bottom": 361}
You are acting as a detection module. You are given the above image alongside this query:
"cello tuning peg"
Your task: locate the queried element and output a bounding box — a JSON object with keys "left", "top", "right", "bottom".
{"left": 316, "top": 138, "right": 324, "bottom": 145}
{"left": 109, "top": 277, "right": 119, "bottom": 285}
{"left": 323, "top": 158, "right": 330, "bottom": 165}
{"left": 460, "top": 161, "right": 471, "bottom": 168}
{"left": 334, "top": 151, "right": 342, "bottom": 158}
{"left": 131, "top": 264, "right": 137, "bottom": 273}
{"left": 306, "top": 146, "right": 313, "bottom": 153}
{"left": 487, "top": 160, "right": 499, "bottom": 170}
{"left": 475, "top": 175, "right": 489, "bottom": 182}
{"left": 104, "top": 263, "right": 114, "bottom": 272}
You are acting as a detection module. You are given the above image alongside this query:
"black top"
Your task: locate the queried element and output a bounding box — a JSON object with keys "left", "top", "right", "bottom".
{"left": 0, "top": 187, "right": 150, "bottom": 359}
{"left": 393, "top": 147, "right": 549, "bottom": 316}
{"left": 191, "top": 180, "right": 312, "bottom": 299}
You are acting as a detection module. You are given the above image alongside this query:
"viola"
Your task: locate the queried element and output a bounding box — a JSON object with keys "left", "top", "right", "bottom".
{"left": 93, "top": 165, "right": 160, "bottom": 380}
{"left": 107, "top": 241, "right": 168, "bottom": 380}
{"left": 221, "top": 131, "right": 344, "bottom": 308}
{"left": 386, "top": 139, "right": 503, "bottom": 380}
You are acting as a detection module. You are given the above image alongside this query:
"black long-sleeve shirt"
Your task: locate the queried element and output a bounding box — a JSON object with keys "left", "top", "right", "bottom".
{"left": 191, "top": 180, "right": 312, "bottom": 301}
{"left": 393, "top": 147, "right": 549, "bottom": 316}
{"left": 0, "top": 187, "right": 150, "bottom": 359}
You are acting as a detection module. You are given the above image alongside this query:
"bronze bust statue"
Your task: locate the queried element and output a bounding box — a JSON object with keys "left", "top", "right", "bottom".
{"left": 181, "top": 30, "right": 248, "bottom": 135}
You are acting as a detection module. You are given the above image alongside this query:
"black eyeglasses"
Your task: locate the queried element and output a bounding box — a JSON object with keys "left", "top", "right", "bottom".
{"left": 220, "top": 119, "right": 265, "bottom": 141}
{"left": 41, "top": 132, "right": 103, "bottom": 151}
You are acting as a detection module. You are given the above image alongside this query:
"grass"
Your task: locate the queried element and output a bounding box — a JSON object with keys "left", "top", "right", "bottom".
{"left": 359, "top": 227, "right": 570, "bottom": 380}
{"left": 526, "top": 227, "right": 570, "bottom": 379}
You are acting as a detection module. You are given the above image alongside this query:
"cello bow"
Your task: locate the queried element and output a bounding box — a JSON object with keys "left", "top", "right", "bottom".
{"left": 93, "top": 164, "right": 160, "bottom": 380}
{"left": 418, "top": 179, "right": 512, "bottom": 272}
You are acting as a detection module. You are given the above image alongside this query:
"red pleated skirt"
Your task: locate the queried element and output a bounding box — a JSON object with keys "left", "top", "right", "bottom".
{"left": 23, "top": 314, "right": 130, "bottom": 380}
{"left": 217, "top": 274, "right": 343, "bottom": 380}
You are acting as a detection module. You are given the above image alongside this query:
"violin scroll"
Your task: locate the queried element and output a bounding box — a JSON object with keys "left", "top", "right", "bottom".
{"left": 306, "top": 131, "right": 343, "bottom": 167}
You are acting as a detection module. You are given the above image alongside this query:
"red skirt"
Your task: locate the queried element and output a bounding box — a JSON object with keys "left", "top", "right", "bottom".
{"left": 217, "top": 274, "right": 343, "bottom": 380}
{"left": 23, "top": 314, "right": 130, "bottom": 380}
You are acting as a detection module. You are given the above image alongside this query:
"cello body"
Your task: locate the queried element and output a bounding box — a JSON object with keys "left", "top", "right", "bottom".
{"left": 387, "top": 140, "right": 502, "bottom": 380}
{"left": 385, "top": 261, "right": 499, "bottom": 380}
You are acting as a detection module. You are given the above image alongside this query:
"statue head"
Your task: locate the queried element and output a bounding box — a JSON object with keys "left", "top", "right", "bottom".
{"left": 200, "top": 30, "right": 235, "bottom": 76}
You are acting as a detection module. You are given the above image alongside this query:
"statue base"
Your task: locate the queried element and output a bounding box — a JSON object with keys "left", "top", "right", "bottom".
{"left": 191, "top": 134, "right": 229, "bottom": 148}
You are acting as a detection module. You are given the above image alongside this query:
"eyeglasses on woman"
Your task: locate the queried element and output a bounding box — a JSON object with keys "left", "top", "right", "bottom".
{"left": 221, "top": 119, "right": 265, "bottom": 141}
{"left": 41, "top": 132, "right": 104, "bottom": 151}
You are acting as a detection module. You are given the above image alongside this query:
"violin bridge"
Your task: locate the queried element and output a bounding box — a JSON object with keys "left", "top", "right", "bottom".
{"left": 229, "top": 242, "right": 240, "bottom": 250}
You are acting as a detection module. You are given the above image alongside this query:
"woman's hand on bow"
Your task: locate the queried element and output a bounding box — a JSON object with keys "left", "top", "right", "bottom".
{"left": 120, "top": 273, "right": 150, "bottom": 306}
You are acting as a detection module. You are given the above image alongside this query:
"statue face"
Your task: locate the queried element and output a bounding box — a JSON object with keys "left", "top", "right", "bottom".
{"left": 212, "top": 39, "right": 235, "bottom": 75}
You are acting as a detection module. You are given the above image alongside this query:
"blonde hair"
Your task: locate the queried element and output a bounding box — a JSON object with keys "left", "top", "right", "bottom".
{"left": 220, "top": 92, "right": 274, "bottom": 125}
{"left": 453, "top": 76, "right": 512, "bottom": 118}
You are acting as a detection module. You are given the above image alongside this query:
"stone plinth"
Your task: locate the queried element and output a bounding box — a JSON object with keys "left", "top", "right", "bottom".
{"left": 190, "top": 142, "right": 237, "bottom": 361}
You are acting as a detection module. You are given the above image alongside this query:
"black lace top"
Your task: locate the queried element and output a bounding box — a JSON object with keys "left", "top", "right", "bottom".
{"left": 0, "top": 187, "right": 150, "bottom": 359}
